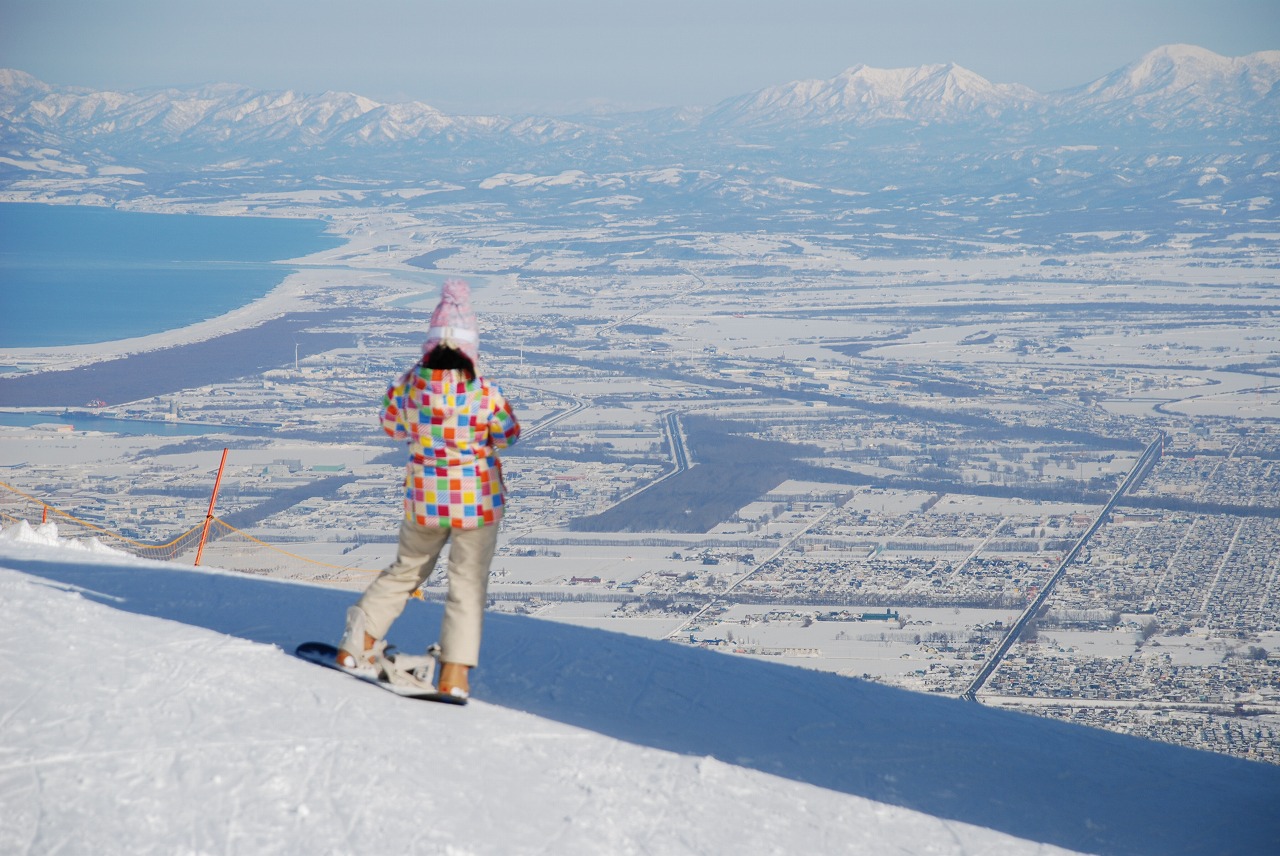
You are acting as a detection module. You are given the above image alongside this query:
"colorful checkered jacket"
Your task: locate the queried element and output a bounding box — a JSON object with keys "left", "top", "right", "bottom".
{"left": 381, "top": 365, "right": 520, "bottom": 529}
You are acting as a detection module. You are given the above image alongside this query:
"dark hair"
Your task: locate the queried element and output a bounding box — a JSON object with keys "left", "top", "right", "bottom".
{"left": 424, "top": 346, "right": 475, "bottom": 378}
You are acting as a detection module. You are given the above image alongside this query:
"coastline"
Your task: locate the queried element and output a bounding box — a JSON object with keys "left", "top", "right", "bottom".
{"left": 0, "top": 198, "right": 373, "bottom": 368}
{"left": 0, "top": 202, "right": 457, "bottom": 406}
{"left": 0, "top": 212, "right": 360, "bottom": 406}
{"left": 0, "top": 259, "right": 442, "bottom": 408}
{"left": 0, "top": 309, "right": 357, "bottom": 407}
{"left": 0, "top": 266, "right": 318, "bottom": 376}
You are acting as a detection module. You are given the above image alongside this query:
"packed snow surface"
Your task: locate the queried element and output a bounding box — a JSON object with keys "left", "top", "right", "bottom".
{"left": 2, "top": 522, "right": 1278, "bottom": 855}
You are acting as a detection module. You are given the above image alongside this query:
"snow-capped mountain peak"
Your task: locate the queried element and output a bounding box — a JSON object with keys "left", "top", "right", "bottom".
{"left": 704, "top": 60, "right": 1046, "bottom": 128}
{"left": 1061, "top": 44, "right": 1280, "bottom": 121}
{"left": 0, "top": 67, "right": 50, "bottom": 94}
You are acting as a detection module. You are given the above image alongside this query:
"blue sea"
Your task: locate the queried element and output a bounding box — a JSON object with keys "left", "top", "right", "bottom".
{"left": 0, "top": 203, "right": 342, "bottom": 348}
{"left": 0, "top": 410, "right": 248, "bottom": 437}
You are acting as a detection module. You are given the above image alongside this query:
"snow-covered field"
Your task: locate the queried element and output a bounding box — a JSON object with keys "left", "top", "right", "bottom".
{"left": 2, "top": 522, "right": 1278, "bottom": 856}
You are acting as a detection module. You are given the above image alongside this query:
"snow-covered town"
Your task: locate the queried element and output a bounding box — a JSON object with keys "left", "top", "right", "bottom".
{"left": 3, "top": 208, "right": 1278, "bottom": 769}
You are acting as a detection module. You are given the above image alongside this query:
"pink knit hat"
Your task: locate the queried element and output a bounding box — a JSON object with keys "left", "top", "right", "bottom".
{"left": 422, "top": 278, "right": 479, "bottom": 365}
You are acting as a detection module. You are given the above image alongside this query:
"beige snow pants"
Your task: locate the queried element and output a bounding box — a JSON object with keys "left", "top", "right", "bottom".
{"left": 355, "top": 518, "right": 500, "bottom": 667}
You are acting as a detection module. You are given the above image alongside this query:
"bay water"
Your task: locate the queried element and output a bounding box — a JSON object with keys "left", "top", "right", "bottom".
{"left": 0, "top": 203, "right": 342, "bottom": 348}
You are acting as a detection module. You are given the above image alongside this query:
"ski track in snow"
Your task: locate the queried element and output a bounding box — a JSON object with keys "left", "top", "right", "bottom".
{"left": 1, "top": 523, "right": 1278, "bottom": 855}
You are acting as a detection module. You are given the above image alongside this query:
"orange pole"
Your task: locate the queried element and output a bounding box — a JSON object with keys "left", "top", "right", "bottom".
{"left": 42, "top": 505, "right": 48, "bottom": 524}
{"left": 194, "top": 448, "right": 229, "bottom": 566}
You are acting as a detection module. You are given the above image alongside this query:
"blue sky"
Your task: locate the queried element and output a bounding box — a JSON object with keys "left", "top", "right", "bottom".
{"left": 3, "top": 0, "right": 1277, "bottom": 114}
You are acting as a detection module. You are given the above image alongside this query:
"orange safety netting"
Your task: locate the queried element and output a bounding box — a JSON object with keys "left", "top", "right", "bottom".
{"left": 195, "top": 518, "right": 385, "bottom": 586}
{"left": 0, "top": 479, "right": 386, "bottom": 588}
{"left": 0, "top": 478, "right": 204, "bottom": 562}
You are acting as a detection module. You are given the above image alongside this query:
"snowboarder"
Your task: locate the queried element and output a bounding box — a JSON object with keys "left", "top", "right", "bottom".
{"left": 337, "top": 278, "right": 520, "bottom": 700}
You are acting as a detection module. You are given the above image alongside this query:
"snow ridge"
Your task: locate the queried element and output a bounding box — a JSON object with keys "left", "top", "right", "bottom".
{"left": 0, "top": 73, "right": 588, "bottom": 153}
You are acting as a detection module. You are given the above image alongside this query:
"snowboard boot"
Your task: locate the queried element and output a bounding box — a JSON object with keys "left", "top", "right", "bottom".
{"left": 438, "top": 662, "right": 471, "bottom": 700}
{"left": 336, "top": 606, "right": 385, "bottom": 673}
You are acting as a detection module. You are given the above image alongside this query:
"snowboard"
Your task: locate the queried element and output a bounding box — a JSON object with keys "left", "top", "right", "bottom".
{"left": 294, "top": 641, "right": 468, "bottom": 705}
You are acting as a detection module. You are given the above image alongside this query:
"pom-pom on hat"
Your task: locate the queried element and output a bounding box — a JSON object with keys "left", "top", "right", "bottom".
{"left": 422, "top": 278, "right": 479, "bottom": 365}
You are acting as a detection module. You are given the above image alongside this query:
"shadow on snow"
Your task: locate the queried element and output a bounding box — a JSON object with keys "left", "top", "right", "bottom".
{"left": 9, "top": 556, "right": 1279, "bottom": 856}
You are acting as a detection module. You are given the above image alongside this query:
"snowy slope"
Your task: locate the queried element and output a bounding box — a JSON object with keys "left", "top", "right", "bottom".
{"left": 2, "top": 523, "right": 1278, "bottom": 856}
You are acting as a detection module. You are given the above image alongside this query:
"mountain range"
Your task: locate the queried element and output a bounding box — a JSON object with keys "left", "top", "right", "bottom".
{"left": 1, "top": 45, "right": 1277, "bottom": 243}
